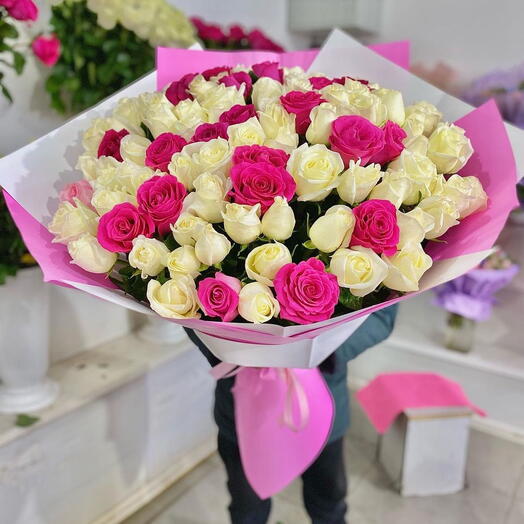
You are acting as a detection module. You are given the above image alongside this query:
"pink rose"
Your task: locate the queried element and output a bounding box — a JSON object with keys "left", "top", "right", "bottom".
{"left": 137, "top": 175, "right": 187, "bottom": 235}
{"left": 97, "top": 128, "right": 129, "bottom": 162}
{"left": 201, "top": 65, "right": 231, "bottom": 80}
{"left": 197, "top": 273, "right": 241, "bottom": 322}
{"left": 219, "top": 104, "right": 256, "bottom": 126}
{"left": 309, "top": 76, "right": 333, "bottom": 90}
{"left": 369, "top": 121, "right": 407, "bottom": 165}
{"left": 97, "top": 203, "right": 155, "bottom": 253}
{"left": 228, "top": 24, "right": 246, "bottom": 44}
{"left": 247, "top": 30, "right": 284, "bottom": 53}
{"left": 219, "top": 71, "right": 252, "bottom": 98}
{"left": 145, "top": 132, "right": 187, "bottom": 172}
{"left": 252, "top": 61, "right": 283, "bottom": 83}
{"left": 31, "top": 34, "right": 60, "bottom": 67}
{"left": 191, "top": 17, "right": 227, "bottom": 44}
{"left": 232, "top": 145, "right": 289, "bottom": 168}
{"left": 191, "top": 122, "right": 229, "bottom": 143}
{"left": 165, "top": 73, "right": 196, "bottom": 105}
{"left": 350, "top": 199, "right": 400, "bottom": 256}
{"left": 274, "top": 258, "right": 339, "bottom": 324}
{"left": 280, "top": 90, "right": 325, "bottom": 134}
{"left": 1, "top": 0, "right": 38, "bottom": 21}
{"left": 329, "top": 115, "right": 385, "bottom": 167}
{"left": 59, "top": 180, "right": 94, "bottom": 209}
{"left": 229, "top": 161, "right": 296, "bottom": 213}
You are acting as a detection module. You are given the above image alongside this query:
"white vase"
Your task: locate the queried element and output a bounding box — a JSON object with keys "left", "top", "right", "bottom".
{"left": 0, "top": 267, "right": 59, "bottom": 413}
{"left": 137, "top": 315, "right": 188, "bottom": 345}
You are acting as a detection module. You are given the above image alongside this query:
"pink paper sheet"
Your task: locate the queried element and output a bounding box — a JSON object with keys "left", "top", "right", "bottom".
{"left": 233, "top": 367, "right": 334, "bottom": 498}
{"left": 356, "top": 372, "right": 485, "bottom": 434}
{"left": 156, "top": 40, "right": 410, "bottom": 90}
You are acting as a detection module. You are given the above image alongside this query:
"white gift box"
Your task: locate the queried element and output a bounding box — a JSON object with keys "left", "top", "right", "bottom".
{"left": 379, "top": 406, "right": 472, "bottom": 496}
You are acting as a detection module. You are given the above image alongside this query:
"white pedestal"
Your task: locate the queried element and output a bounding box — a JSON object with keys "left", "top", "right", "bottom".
{"left": 0, "top": 268, "right": 59, "bottom": 413}
{"left": 137, "top": 316, "right": 188, "bottom": 345}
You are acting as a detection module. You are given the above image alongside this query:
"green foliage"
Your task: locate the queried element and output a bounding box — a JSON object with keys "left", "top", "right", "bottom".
{"left": 15, "top": 414, "right": 40, "bottom": 427}
{"left": 0, "top": 10, "right": 27, "bottom": 102}
{"left": 46, "top": 1, "right": 156, "bottom": 114}
{"left": 0, "top": 192, "right": 35, "bottom": 285}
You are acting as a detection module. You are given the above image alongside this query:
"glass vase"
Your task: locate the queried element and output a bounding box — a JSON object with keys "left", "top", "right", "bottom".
{"left": 444, "top": 313, "right": 476, "bottom": 353}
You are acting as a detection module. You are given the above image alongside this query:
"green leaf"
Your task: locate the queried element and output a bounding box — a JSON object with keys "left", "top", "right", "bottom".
{"left": 0, "top": 22, "right": 19, "bottom": 40}
{"left": 15, "top": 414, "right": 40, "bottom": 427}
{"left": 302, "top": 239, "right": 315, "bottom": 250}
{"left": 339, "top": 288, "right": 363, "bottom": 311}
{"left": 0, "top": 82, "right": 12, "bottom": 103}
{"left": 12, "top": 50, "right": 25, "bottom": 75}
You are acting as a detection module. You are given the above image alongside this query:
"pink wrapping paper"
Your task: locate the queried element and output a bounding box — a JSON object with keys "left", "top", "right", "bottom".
{"left": 232, "top": 367, "right": 334, "bottom": 498}
{"left": 356, "top": 372, "right": 486, "bottom": 434}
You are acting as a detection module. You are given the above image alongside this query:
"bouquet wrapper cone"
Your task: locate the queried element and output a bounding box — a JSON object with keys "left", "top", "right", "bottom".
{"left": 0, "top": 31, "right": 519, "bottom": 368}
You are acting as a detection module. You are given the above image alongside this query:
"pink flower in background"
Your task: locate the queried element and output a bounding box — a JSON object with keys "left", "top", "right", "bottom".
{"left": 145, "top": 132, "right": 187, "bottom": 172}
{"left": 137, "top": 175, "right": 187, "bottom": 235}
{"left": 1, "top": 0, "right": 38, "bottom": 21}
{"left": 274, "top": 258, "right": 339, "bottom": 324}
{"left": 191, "top": 122, "right": 229, "bottom": 143}
{"left": 219, "top": 104, "right": 256, "bottom": 126}
{"left": 59, "top": 180, "right": 94, "bottom": 209}
{"left": 229, "top": 161, "right": 296, "bottom": 213}
{"left": 350, "top": 199, "right": 399, "bottom": 256}
{"left": 252, "top": 61, "right": 284, "bottom": 83}
{"left": 228, "top": 24, "right": 246, "bottom": 43}
{"left": 309, "top": 76, "right": 333, "bottom": 90}
{"left": 32, "top": 34, "right": 61, "bottom": 67}
{"left": 280, "top": 90, "right": 325, "bottom": 134}
{"left": 219, "top": 71, "right": 253, "bottom": 97}
{"left": 191, "top": 17, "right": 227, "bottom": 43}
{"left": 197, "top": 273, "right": 241, "bottom": 322}
{"left": 97, "top": 128, "right": 129, "bottom": 161}
{"left": 232, "top": 145, "right": 289, "bottom": 168}
{"left": 369, "top": 121, "right": 407, "bottom": 165}
{"left": 329, "top": 115, "right": 385, "bottom": 166}
{"left": 247, "top": 29, "right": 284, "bottom": 53}
{"left": 165, "top": 73, "right": 196, "bottom": 105}
{"left": 201, "top": 65, "right": 231, "bottom": 80}
{"left": 97, "top": 203, "right": 155, "bottom": 253}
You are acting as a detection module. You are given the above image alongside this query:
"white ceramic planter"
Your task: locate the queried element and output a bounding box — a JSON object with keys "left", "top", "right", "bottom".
{"left": 0, "top": 267, "right": 59, "bottom": 413}
{"left": 137, "top": 315, "right": 189, "bottom": 345}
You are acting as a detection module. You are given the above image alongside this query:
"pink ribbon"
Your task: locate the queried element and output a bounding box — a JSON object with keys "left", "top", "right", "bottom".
{"left": 210, "top": 363, "right": 334, "bottom": 498}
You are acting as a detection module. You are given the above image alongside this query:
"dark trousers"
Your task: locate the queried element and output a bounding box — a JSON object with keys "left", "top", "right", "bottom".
{"left": 217, "top": 432, "right": 348, "bottom": 524}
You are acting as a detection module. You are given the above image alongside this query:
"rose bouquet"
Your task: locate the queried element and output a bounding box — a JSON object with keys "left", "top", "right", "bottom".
{"left": 0, "top": 32, "right": 519, "bottom": 368}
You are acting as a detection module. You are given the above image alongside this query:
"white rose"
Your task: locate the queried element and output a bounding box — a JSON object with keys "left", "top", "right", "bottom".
{"left": 309, "top": 205, "right": 355, "bottom": 253}
{"left": 245, "top": 242, "right": 292, "bottom": 286}
{"left": 49, "top": 200, "right": 98, "bottom": 244}
{"left": 382, "top": 243, "right": 433, "bottom": 292}
{"left": 228, "top": 117, "right": 266, "bottom": 148}
{"left": 238, "top": 282, "right": 280, "bottom": 323}
{"left": 222, "top": 203, "right": 262, "bottom": 244}
{"left": 120, "top": 134, "right": 151, "bottom": 165}
{"left": 388, "top": 150, "right": 438, "bottom": 205}
{"left": 67, "top": 233, "right": 117, "bottom": 274}
{"left": 330, "top": 246, "right": 388, "bottom": 297}
{"left": 76, "top": 154, "right": 98, "bottom": 181}
{"left": 368, "top": 171, "right": 412, "bottom": 209}
{"left": 194, "top": 224, "right": 231, "bottom": 265}
{"left": 396, "top": 211, "right": 425, "bottom": 249}
{"left": 199, "top": 83, "right": 245, "bottom": 122}
{"left": 128, "top": 236, "right": 169, "bottom": 278}
{"left": 405, "top": 101, "right": 443, "bottom": 136}
{"left": 321, "top": 80, "right": 367, "bottom": 108}
{"left": 91, "top": 188, "right": 136, "bottom": 215}
{"left": 405, "top": 207, "right": 436, "bottom": 236}
{"left": 337, "top": 160, "right": 382, "bottom": 205}
{"left": 188, "top": 74, "right": 218, "bottom": 99}
{"left": 261, "top": 197, "right": 295, "bottom": 241}
{"left": 442, "top": 174, "right": 488, "bottom": 219}
{"left": 427, "top": 123, "right": 474, "bottom": 174}
{"left": 88, "top": 156, "right": 120, "bottom": 185}
{"left": 112, "top": 97, "right": 144, "bottom": 136}
{"left": 140, "top": 92, "right": 178, "bottom": 138}
{"left": 287, "top": 143, "right": 344, "bottom": 201}
{"left": 183, "top": 172, "right": 230, "bottom": 223}
{"left": 182, "top": 138, "right": 232, "bottom": 177}
{"left": 402, "top": 111, "right": 426, "bottom": 138}
{"left": 147, "top": 274, "right": 200, "bottom": 319}
{"left": 284, "top": 68, "right": 312, "bottom": 92}
{"left": 171, "top": 212, "right": 207, "bottom": 246}
{"left": 417, "top": 196, "right": 460, "bottom": 239}
{"left": 164, "top": 245, "right": 201, "bottom": 278}
{"left": 252, "top": 77, "right": 284, "bottom": 111}
{"left": 305, "top": 103, "right": 338, "bottom": 145}
{"left": 168, "top": 151, "right": 199, "bottom": 190}
{"left": 171, "top": 99, "right": 208, "bottom": 139}
{"left": 114, "top": 161, "right": 155, "bottom": 195}
{"left": 82, "top": 117, "right": 125, "bottom": 155}
{"left": 258, "top": 103, "right": 298, "bottom": 153}
{"left": 403, "top": 134, "right": 428, "bottom": 156}
{"left": 374, "top": 88, "right": 405, "bottom": 125}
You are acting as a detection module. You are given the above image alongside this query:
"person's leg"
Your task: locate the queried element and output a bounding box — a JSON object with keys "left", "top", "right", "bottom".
{"left": 301, "top": 437, "right": 348, "bottom": 524}
{"left": 217, "top": 431, "right": 272, "bottom": 524}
